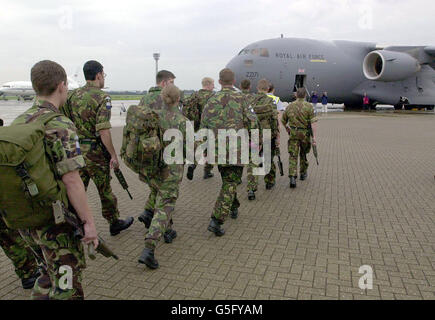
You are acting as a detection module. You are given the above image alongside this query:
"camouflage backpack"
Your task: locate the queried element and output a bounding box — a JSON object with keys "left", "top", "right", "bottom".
{"left": 0, "top": 112, "right": 69, "bottom": 230}
{"left": 120, "top": 105, "right": 162, "bottom": 174}
{"left": 252, "top": 95, "right": 276, "bottom": 132}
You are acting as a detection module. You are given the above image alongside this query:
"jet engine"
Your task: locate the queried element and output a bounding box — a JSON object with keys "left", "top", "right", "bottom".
{"left": 363, "top": 50, "right": 421, "bottom": 82}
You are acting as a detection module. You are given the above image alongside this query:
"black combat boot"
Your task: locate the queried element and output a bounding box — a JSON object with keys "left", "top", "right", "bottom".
{"left": 300, "top": 173, "right": 308, "bottom": 181}
{"left": 138, "top": 248, "right": 159, "bottom": 269}
{"left": 203, "top": 171, "right": 214, "bottom": 179}
{"left": 265, "top": 182, "right": 275, "bottom": 190}
{"left": 110, "top": 217, "right": 134, "bottom": 236}
{"left": 248, "top": 190, "right": 256, "bottom": 201}
{"left": 207, "top": 218, "right": 225, "bottom": 236}
{"left": 164, "top": 229, "right": 177, "bottom": 243}
{"left": 290, "top": 176, "right": 297, "bottom": 188}
{"left": 138, "top": 209, "right": 154, "bottom": 229}
{"left": 21, "top": 269, "right": 41, "bottom": 290}
{"left": 230, "top": 208, "right": 238, "bottom": 219}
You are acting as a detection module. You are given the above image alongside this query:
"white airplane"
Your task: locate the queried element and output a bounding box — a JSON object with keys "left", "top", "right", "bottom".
{"left": 0, "top": 76, "right": 80, "bottom": 101}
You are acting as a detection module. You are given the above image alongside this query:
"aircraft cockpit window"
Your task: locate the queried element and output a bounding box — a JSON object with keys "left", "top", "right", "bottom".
{"left": 238, "top": 48, "right": 269, "bottom": 57}
{"left": 2, "top": 85, "right": 10, "bottom": 88}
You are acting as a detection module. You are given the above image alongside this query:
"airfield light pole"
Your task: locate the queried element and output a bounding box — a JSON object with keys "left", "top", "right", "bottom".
{"left": 153, "top": 53, "right": 160, "bottom": 78}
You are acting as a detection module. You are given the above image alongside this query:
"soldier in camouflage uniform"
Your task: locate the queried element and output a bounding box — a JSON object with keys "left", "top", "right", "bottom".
{"left": 61, "top": 61, "right": 133, "bottom": 236}
{"left": 138, "top": 83, "right": 187, "bottom": 269}
{"left": 246, "top": 79, "right": 279, "bottom": 200}
{"left": 137, "top": 71, "right": 177, "bottom": 238}
{"left": 0, "top": 219, "right": 41, "bottom": 289}
{"left": 0, "top": 118, "right": 41, "bottom": 290}
{"left": 12, "top": 60, "right": 99, "bottom": 299}
{"left": 182, "top": 77, "right": 215, "bottom": 179}
{"left": 198, "top": 69, "right": 259, "bottom": 236}
{"left": 240, "top": 79, "right": 256, "bottom": 106}
{"left": 281, "top": 88, "right": 318, "bottom": 188}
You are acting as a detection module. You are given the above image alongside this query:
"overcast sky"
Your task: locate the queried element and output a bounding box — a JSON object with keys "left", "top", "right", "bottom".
{"left": 0, "top": 0, "right": 434, "bottom": 90}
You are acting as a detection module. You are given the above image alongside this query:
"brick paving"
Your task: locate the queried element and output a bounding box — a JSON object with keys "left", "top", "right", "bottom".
{"left": 1, "top": 111, "right": 434, "bottom": 300}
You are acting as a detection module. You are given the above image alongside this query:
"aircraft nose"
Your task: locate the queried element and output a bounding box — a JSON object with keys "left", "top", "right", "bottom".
{"left": 226, "top": 55, "right": 245, "bottom": 85}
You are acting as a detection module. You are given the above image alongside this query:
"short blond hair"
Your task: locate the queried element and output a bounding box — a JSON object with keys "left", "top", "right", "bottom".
{"left": 161, "top": 84, "right": 180, "bottom": 107}
{"left": 257, "top": 79, "right": 269, "bottom": 92}
{"left": 201, "top": 77, "right": 214, "bottom": 88}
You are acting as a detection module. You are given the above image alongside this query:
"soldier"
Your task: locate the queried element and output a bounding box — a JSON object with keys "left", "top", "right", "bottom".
{"left": 182, "top": 77, "right": 215, "bottom": 179}
{"left": 138, "top": 84, "right": 187, "bottom": 269}
{"left": 11, "top": 60, "right": 98, "bottom": 299}
{"left": 246, "top": 79, "right": 279, "bottom": 200}
{"left": 240, "top": 79, "right": 256, "bottom": 106}
{"left": 61, "top": 60, "right": 133, "bottom": 236}
{"left": 0, "top": 219, "right": 41, "bottom": 290}
{"left": 281, "top": 88, "right": 318, "bottom": 188}
{"left": 137, "top": 70, "right": 176, "bottom": 233}
{"left": 267, "top": 82, "right": 286, "bottom": 111}
{"left": 197, "top": 68, "right": 258, "bottom": 236}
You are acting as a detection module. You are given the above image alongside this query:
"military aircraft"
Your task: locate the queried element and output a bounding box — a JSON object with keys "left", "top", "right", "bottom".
{"left": 0, "top": 76, "right": 80, "bottom": 101}
{"left": 226, "top": 37, "right": 435, "bottom": 110}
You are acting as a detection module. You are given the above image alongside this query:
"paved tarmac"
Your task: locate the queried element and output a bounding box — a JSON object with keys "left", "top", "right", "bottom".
{"left": 1, "top": 111, "right": 434, "bottom": 300}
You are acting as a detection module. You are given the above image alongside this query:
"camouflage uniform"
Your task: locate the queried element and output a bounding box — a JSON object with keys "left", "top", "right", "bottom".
{"left": 182, "top": 89, "right": 214, "bottom": 176}
{"left": 61, "top": 83, "right": 119, "bottom": 224}
{"left": 246, "top": 92, "right": 279, "bottom": 192}
{"left": 12, "top": 99, "right": 87, "bottom": 300}
{"left": 0, "top": 219, "right": 39, "bottom": 282}
{"left": 241, "top": 89, "right": 256, "bottom": 106}
{"left": 281, "top": 98, "right": 317, "bottom": 177}
{"left": 200, "top": 87, "right": 258, "bottom": 223}
{"left": 139, "top": 88, "right": 187, "bottom": 250}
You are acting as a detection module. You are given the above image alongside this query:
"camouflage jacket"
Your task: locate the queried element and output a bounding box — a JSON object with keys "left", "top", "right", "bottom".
{"left": 138, "top": 86, "right": 163, "bottom": 110}
{"left": 12, "top": 99, "right": 85, "bottom": 177}
{"left": 182, "top": 89, "right": 214, "bottom": 131}
{"left": 61, "top": 83, "right": 112, "bottom": 142}
{"left": 281, "top": 98, "right": 317, "bottom": 134}
{"left": 200, "top": 87, "right": 259, "bottom": 166}
{"left": 249, "top": 92, "right": 279, "bottom": 139}
{"left": 242, "top": 89, "right": 256, "bottom": 106}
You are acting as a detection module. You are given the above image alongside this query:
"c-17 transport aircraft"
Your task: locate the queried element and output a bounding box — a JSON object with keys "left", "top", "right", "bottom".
{"left": 226, "top": 37, "right": 435, "bottom": 110}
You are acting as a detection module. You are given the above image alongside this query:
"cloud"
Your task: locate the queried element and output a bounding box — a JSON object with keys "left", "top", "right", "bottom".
{"left": 0, "top": 0, "right": 434, "bottom": 90}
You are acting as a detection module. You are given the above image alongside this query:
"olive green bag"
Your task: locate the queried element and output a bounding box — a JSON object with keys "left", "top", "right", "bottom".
{"left": 0, "top": 113, "right": 68, "bottom": 230}
{"left": 120, "top": 105, "right": 162, "bottom": 174}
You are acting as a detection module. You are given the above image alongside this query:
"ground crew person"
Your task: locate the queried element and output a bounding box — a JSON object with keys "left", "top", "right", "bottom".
{"left": 61, "top": 60, "right": 134, "bottom": 236}
{"left": 11, "top": 60, "right": 98, "bottom": 299}
{"left": 267, "top": 83, "right": 286, "bottom": 111}
{"left": 137, "top": 84, "right": 187, "bottom": 269}
{"left": 195, "top": 68, "right": 258, "bottom": 236}
{"left": 136, "top": 70, "right": 178, "bottom": 235}
{"left": 182, "top": 77, "right": 215, "bottom": 179}
{"left": 281, "top": 88, "right": 318, "bottom": 188}
{"left": 246, "top": 79, "right": 279, "bottom": 200}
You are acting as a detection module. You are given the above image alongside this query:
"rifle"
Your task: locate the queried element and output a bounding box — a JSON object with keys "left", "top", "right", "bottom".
{"left": 272, "top": 138, "right": 284, "bottom": 176}
{"left": 97, "top": 137, "right": 133, "bottom": 200}
{"left": 52, "top": 200, "right": 119, "bottom": 260}
{"left": 308, "top": 123, "right": 319, "bottom": 166}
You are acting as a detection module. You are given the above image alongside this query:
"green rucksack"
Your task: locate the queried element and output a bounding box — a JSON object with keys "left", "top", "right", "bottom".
{"left": 0, "top": 113, "right": 69, "bottom": 230}
{"left": 120, "top": 105, "right": 162, "bottom": 174}
{"left": 252, "top": 96, "right": 276, "bottom": 131}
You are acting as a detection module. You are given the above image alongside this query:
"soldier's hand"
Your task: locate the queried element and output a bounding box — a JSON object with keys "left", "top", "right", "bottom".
{"left": 83, "top": 222, "right": 99, "bottom": 249}
{"left": 312, "top": 138, "right": 317, "bottom": 146}
{"left": 110, "top": 157, "right": 120, "bottom": 169}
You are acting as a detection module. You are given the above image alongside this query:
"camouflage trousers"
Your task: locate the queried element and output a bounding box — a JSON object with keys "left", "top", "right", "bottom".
{"left": 213, "top": 166, "right": 243, "bottom": 223}
{"left": 21, "top": 223, "right": 86, "bottom": 300}
{"left": 140, "top": 164, "right": 184, "bottom": 250}
{"left": 81, "top": 150, "right": 120, "bottom": 224}
{"left": 246, "top": 150, "right": 277, "bottom": 192}
{"left": 0, "top": 219, "right": 39, "bottom": 281}
{"left": 288, "top": 134, "right": 311, "bottom": 177}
